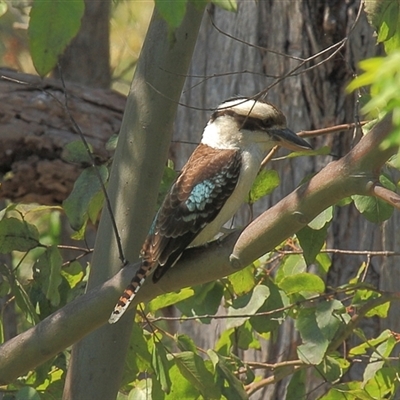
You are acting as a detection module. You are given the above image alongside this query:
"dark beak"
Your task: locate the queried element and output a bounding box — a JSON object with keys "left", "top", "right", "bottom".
{"left": 271, "top": 128, "right": 312, "bottom": 151}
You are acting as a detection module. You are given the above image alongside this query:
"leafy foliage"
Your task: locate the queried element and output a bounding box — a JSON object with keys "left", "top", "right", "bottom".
{"left": 2, "top": 1, "right": 400, "bottom": 399}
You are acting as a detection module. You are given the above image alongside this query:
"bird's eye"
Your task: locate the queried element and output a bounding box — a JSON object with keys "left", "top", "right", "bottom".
{"left": 263, "top": 117, "right": 273, "bottom": 128}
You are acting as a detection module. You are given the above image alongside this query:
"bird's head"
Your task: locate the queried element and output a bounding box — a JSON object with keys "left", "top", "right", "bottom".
{"left": 201, "top": 97, "right": 312, "bottom": 152}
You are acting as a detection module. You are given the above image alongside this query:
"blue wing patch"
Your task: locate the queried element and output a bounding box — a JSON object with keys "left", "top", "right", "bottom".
{"left": 185, "top": 179, "right": 215, "bottom": 212}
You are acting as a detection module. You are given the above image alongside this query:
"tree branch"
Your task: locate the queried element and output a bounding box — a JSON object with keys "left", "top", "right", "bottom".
{"left": 0, "top": 114, "right": 396, "bottom": 384}
{"left": 373, "top": 184, "right": 400, "bottom": 210}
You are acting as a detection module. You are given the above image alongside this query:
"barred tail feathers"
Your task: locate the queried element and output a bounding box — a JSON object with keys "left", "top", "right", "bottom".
{"left": 108, "top": 260, "right": 154, "bottom": 324}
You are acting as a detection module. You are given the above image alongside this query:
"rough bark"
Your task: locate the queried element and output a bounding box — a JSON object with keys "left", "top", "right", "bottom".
{"left": 0, "top": 68, "right": 124, "bottom": 205}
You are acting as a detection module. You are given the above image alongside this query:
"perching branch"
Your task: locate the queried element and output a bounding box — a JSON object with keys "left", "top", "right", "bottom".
{"left": 0, "top": 114, "right": 396, "bottom": 384}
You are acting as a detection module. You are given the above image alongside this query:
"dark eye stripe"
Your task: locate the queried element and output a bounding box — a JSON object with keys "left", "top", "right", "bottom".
{"left": 211, "top": 109, "right": 275, "bottom": 131}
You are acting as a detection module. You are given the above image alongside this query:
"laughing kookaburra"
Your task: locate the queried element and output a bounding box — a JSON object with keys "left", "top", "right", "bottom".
{"left": 109, "top": 97, "right": 311, "bottom": 323}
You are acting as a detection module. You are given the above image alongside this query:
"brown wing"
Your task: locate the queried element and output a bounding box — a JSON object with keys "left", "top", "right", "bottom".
{"left": 141, "top": 144, "right": 242, "bottom": 283}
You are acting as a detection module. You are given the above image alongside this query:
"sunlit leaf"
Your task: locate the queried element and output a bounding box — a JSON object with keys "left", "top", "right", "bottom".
{"left": 148, "top": 288, "right": 195, "bottom": 312}
{"left": 363, "top": 332, "right": 396, "bottom": 385}
{"left": 275, "top": 254, "right": 306, "bottom": 284}
{"left": 248, "top": 169, "right": 279, "bottom": 204}
{"left": 0, "top": 1, "right": 7, "bottom": 18}
{"left": 155, "top": 0, "right": 187, "bottom": 29}
{"left": 227, "top": 264, "right": 256, "bottom": 295}
{"left": 279, "top": 273, "right": 325, "bottom": 295}
{"left": 164, "top": 363, "right": 200, "bottom": 399}
{"left": 308, "top": 206, "right": 333, "bottom": 230}
{"left": 212, "top": 0, "right": 237, "bottom": 12}
{"left": 61, "top": 261, "right": 84, "bottom": 289}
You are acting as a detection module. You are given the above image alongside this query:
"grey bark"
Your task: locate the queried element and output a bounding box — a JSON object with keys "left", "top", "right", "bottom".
{"left": 62, "top": 4, "right": 205, "bottom": 399}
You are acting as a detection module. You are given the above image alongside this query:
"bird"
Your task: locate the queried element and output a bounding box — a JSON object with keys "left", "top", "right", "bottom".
{"left": 109, "top": 97, "right": 312, "bottom": 324}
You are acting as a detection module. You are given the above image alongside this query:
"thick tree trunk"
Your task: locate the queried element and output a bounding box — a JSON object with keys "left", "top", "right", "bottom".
{"left": 173, "top": 1, "right": 388, "bottom": 398}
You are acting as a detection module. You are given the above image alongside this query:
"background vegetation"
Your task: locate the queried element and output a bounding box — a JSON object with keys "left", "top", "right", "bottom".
{"left": 1, "top": 0, "right": 400, "bottom": 399}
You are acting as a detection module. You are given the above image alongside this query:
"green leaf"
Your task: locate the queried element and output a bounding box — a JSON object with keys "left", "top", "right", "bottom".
{"left": 212, "top": 0, "right": 237, "bottom": 12}
{"left": 297, "top": 225, "right": 328, "bottom": 265}
{"left": 63, "top": 166, "right": 108, "bottom": 232}
{"left": 158, "top": 165, "right": 177, "bottom": 208}
{"left": 248, "top": 169, "right": 279, "bottom": 204}
{"left": 363, "top": 333, "right": 396, "bottom": 385}
{"left": 227, "top": 264, "right": 256, "bottom": 295}
{"left": 352, "top": 194, "right": 393, "bottom": 223}
{"left": 308, "top": 207, "right": 333, "bottom": 230}
{"left": 349, "top": 329, "right": 392, "bottom": 357}
{"left": 275, "top": 254, "right": 306, "bottom": 284}
{"left": 173, "top": 352, "right": 220, "bottom": 399}
{"left": 164, "top": 363, "right": 200, "bottom": 400}
{"left": 364, "top": 0, "right": 400, "bottom": 53}
{"left": 319, "top": 382, "right": 375, "bottom": 400}
{"left": 62, "top": 141, "right": 93, "bottom": 164}
{"left": 61, "top": 261, "right": 84, "bottom": 289}
{"left": 284, "top": 145, "right": 331, "bottom": 158}
{"left": 315, "top": 252, "right": 332, "bottom": 275}
{"left": 8, "top": 275, "right": 40, "bottom": 325}
{"left": 34, "top": 245, "right": 63, "bottom": 306}
{"left": 0, "top": 1, "right": 8, "bottom": 18}
{"left": 155, "top": 0, "right": 187, "bottom": 29}
{"left": 176, "top": 334, "right": 198, "bottom": 353}
{"left": 207, "top": 350, "right": 248, "bottom": 400}
{"left": 15, "top": 387, "right": 41, "bottom": 400}
{"left": 122, "top": 323, "right": 152, "bottom": 386}
{"left": 28, "top": 0, "right": 85, "bottom": 76}
{"left": 296, "top": 308, "right": 327, "bottom": 365}
{"left": 128, "top": 378, "right": 154, "bottom": 400}
{"left": 296, "top": 301, "right": 343, "bottom": 365}
{"left": 286, "top": 369, "right": 306, "bottom": 400}
{"left": 316, "top": 300, "right": 343, "bottom": 342}
{"left": 148, "top": 288, "right": 194, "bottom": 312}
{"left": 318, "top": 355, "right": 348, "bottom": 383}
{"left": 176, "top": 282, "right": 223, "bottom": 323}
{"left": 364, "top": 368, "right": 397, "bottom": 399}
{"left": 250, "top": 279, "right": 287, "bottom": 334}
{"left": 152, "top": 340, "right": 172, "bottom": 393}
{"left": 279, "top": 273, "right": 325, "bottom": 295}
{"left": 227, "top": 285, "right": 270, "bottom": 329}
{"left": 106, "top": 134, "right": 118, "bottom": 152}
{"left": 0, "top": 217, "right": 40, "bottom": 253}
